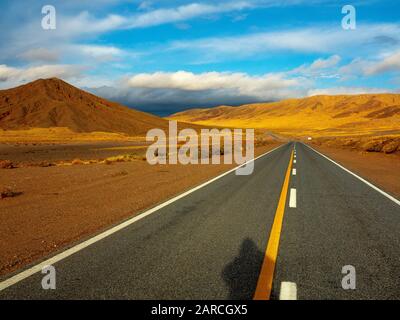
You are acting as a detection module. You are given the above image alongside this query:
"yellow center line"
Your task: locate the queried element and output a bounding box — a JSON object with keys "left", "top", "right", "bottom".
{"left": 253, "top": 149, "right": 294, "bottom": 300}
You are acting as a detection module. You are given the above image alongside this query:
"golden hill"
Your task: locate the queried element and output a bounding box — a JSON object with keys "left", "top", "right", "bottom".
{"left": 0, "top": 78, "right": 169, "bottom": 136}
{"left": 169, "top": 94, "right": 400, "bottom": 138}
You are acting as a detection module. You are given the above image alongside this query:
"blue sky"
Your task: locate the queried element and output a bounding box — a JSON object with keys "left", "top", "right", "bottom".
{"left": 0, "top": 0, "right": 399, "bottom": 115}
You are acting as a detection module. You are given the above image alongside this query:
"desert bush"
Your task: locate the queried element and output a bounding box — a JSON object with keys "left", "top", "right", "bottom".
{"left": 134, "top": 155, "right": 147, "bottom": 161}
{"left": 105, "top": 153, "right": 147, "bottom": 163}
{"left": 0, "top": 160, "right": 14, "bottom": 169}
{"left": 382, "top": 140, "right": 400, "bottom": 154}
{"left": 106, "top": 155, "right": 126, "bottom": 162}
{"left": 111, "top": 170, "right": 129, "bottom": 177}
{"left": 255, "top": 138, "right": 270, "bottom": 147}
{"left": 36, "top": 161, "right": 54, "bottom": 167}
{"left": 362, "top": 140, "right": 384, "bottom": 152}
{"left": 342, "top": 139, "right": 358, "bottom": 147}
{"left": 0, "top": 186, "right": 21, "bottom": 199}
{"left": 71, "top": 158, "right": 84, "bottom": 165}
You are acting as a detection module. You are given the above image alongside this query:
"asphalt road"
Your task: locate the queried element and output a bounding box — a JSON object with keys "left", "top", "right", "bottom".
{"left": 1, "top": 142, "right": 399, "bottom": 299}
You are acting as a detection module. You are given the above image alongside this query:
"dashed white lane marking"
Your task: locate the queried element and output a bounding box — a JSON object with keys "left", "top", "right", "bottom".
{"left": 289, "top": 188, "right": 297, "bottom": 208}
{"left": 0, "top": 144, "right": 289, "bottom": 292}
{"left": 292, "top": 169, "right": 296, "bottom": 175}
{"left": 304, "top": 143, "right": 400, "bottom": 206}
{"left": 293, "top": 159, "right": 296, "bottom": 164}
{"left": 279, "top": 282, "right": 297, "bottom": 300}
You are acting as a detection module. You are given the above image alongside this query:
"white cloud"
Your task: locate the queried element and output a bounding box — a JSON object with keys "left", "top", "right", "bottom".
{"left": 55, "top": 1, "right": 253, "bottom": 36}
{"left": 0, "top": 65, "right": 20, "bottom": 82}
{"left": 18, "top": 48, "right": 59, "bottom": 63}
{"left": 364, "top": 50, "right": 400, "bottom": 75}
{"left": 338, "top": 58, "right": 366, "bottom": 78}
{"left": 290, "top": 55, "right": 341, "bottom": 78}
{"left": 0, "top": 1, "right": 255, "bottom": 64}
{"left": 169, "top": 24, "right": 400, "bottom": 57}
{"left": 138, "top": 1, "right": 153, "bottom": 11}
{"left": 60, "top": 11, "right": 127, "bottom": 35}
{"left": 307, "top": 86, "right": 392, "bottom": 96}
{"left": 337, "top": 50, "right": 400, "bottom": 78}
{"left": 126, "top": 1, "right": 252, "bottom": 28}
{"left": 309, "top": 55, "right": 341, "bottom": 70}
{"left": 127, "top": 70, "right": 309, "bottom": 101}
{"left": 0, "top": 64, "right": 84, "bottom": 88}
{"left": 71, "top": 44, "right": 126, "bottom": 61}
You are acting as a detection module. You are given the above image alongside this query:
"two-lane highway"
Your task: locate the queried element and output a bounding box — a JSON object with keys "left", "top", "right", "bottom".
{"left": 1, "top": 142, "right": 399, "bottom": 299}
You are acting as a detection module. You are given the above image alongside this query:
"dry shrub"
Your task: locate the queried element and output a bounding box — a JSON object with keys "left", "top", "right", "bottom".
{"left": 103, "top": 159, "right": 113, "bottom": 165}
{"left": 362, "top": 140, "right": 384, "bottom": 152}
{"left": 135, "top": 155, "right": 147, "bottom": 161}
{"left": 105, "top": 153, "right": 147, "bottom": 164}
{"left": 255, "top": 138, "right": 270, "bottom": 147}
{"left": 35, "top": 161, "right": 54, "bottom": 167}
{"left": 111, "top": 170, "right": 129, "bottom": 177}
{"left": 0, "top": 186, "right": 22, "bottom": 199}
{"left": 0, "top": 160, "right": 14, "bottom": 169}
{"left": 361, "top": 138, "right": 400, "bottom": 153}
{"left": 127, "top": 153, "right": 147, "bottom": 161}
{"left": 71, "top": 158, "right": 84, "bottom": 165}
{"left": 382, "top": 140, "right": 400, "bottom": 154}
{"left": 342, "top": 139, "right": 358, "bottom": 148}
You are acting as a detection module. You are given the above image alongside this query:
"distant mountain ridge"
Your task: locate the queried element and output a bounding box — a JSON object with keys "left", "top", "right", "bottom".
{"left": 169, "top": 94, "right": 400, "bottom": 136}
{"left": 0, "top": 78, "right": 169, "bottom": 136}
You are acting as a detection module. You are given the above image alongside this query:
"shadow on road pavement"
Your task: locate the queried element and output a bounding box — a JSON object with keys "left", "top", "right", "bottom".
{"left": 222, "top": 238, "right": 269, "bottom": 299}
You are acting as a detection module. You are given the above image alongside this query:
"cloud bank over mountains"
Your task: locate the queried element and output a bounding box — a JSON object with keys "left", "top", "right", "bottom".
{"left": 0, "top": 0, "right": 399, "bottom": 114}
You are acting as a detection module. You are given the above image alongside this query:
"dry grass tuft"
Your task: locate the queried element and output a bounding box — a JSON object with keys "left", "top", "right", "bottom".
{"left": 103, "top": 159, "right": 113, "bottom": 165}
{"left": 382, "top": 140, "right": 400, "bottom": 154}
{"left": 0, "top": 160, "right": 14, "bottom": 169}
{"left": 110, "top": 170, "right": 129, "bottom": 177}
{"left": 0, "top": 186, "right": 22, "bottom": 199}
{"left": 103, "top": 153, "right": 147, "bottom": 164}
{"left": 32, "top": 161, "right": 54, "bottom": 167}
{"left": 71, "top": 159, "right": 84, "bottom": 165}
{"left": 313, "top": 135, "right": 400, "bottom": 154}
{"left": 255, "top": 138, "right": 271, "bottom": 148}
{"left": 362, "top": 140, "right": 385, "bottom": 152}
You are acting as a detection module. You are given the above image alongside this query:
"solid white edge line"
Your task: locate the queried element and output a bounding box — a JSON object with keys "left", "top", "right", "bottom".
{"left": 289, "top": 188, "right": 297, "bottom": 208}
{"left": 0, "top": 143, "right": 289, "bottom": 291}
{"left": 279, "top": 282, "right": 297, "bottom": 300}
{"left": 304, "top": 143, "right": 400, "bottom": 206}
{"left": 292, "top": 168, "right": 296, "bottom": 175}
